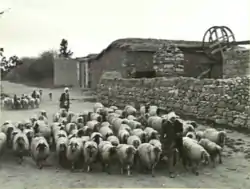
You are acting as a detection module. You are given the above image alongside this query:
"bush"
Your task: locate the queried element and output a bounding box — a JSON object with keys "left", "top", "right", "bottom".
{"left": 4, "top": 50, "right": 56, "bottom": 83}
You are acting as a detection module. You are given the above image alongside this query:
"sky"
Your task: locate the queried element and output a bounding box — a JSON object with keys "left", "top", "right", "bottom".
{"left": 0, "top": 0, "right": 249, "bottom": 58}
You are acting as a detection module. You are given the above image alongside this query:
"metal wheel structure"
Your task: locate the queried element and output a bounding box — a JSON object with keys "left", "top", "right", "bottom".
{"left": 202, "top": 26, "right": 236, "bottom": 61}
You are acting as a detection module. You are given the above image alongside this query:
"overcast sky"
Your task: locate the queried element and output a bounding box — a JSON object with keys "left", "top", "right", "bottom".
{"left": 0, "top": 0, "right": 249, "bottom": 58}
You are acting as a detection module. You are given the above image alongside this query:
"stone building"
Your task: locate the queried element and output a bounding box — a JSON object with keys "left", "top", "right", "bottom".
{"left": 89, "top": 38, "right": 235, "bottom": 89}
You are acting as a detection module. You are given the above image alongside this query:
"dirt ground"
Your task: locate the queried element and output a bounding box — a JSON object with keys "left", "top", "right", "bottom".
{"left": 0, "top": 81, "right": 250, "bottom": 189}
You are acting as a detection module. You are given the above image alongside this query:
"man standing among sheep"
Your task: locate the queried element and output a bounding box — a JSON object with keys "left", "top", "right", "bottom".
{"left": 59, "top": 87, "right": 70, "bottom": 111}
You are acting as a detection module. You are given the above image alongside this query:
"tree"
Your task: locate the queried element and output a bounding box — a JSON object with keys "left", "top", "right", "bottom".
{"left": 59, "top": 39, "right": 73, "bottom": 58}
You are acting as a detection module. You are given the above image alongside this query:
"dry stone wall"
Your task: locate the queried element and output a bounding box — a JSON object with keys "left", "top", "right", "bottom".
{"left": 97, "top": 76, "right": 250, "bottom": 130}
{"left": 223, "top": 50, "right": 250, "bottom": 78}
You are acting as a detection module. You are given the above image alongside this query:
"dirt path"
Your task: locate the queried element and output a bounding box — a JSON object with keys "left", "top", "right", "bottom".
{"left": 0, "top": 81, "right": 250, "bottom": 189}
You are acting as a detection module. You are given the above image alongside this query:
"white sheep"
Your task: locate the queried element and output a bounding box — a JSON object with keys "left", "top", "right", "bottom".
{"left": 54, "top": 129, "right": 68, "bottom": 144}
{"left": 182, "top": 137, "right": 210, "bottom": 175}
{"left": 114, "top": 109, "right": 123, "bottom": 117}
{"left": 33, "top": 120, "right": 52, "bottom": 145}
{"left": 124, "top": 105, "right": 137, "bottom": 117}
{"left": 118, "top": 129, "right": 130, "bottom": 144}
{"left": 182, "top": 122, "right": 195, "bottom": 136}
{"left": 82, "top": 140, "right": 98, "bottom": 172}
{"left": 149, "top": 139, "right": 162, "bottom": 150}
{"left": 137, "top": 143, "right": 162, "bottom": 177}
{"left": 1, "top": 121, "right": 15, "bottom": 147}
{"left": 147, "top": 116, "right": 163, "bottom": 132}
{"left": 56, "top": 137, "right": 69, "bottom": 167}
{"left": 90, "top": 132, "right": 103, "bottom": 145}
{"left": 110, "top": 105, "right": 118, "bottom": 111}
{"left": 144, "top": 127, "right": 159, "bottom": 141}
{"left": 89, "top": 112, "right": 102, "bottom": 122}
{"left": 66, "top": 137, "right": 83, "bottom": 171}
{"left": 100, "top": 121, "right": 111, "bottom": 128}
{"left": 99, "top": 126, "right": 114, "bottom": 140}
{"left": 98, "top": 141, "right": 117, "bottom": 174}
{"left": 93, "top": 102, "right": 104, "bottom": 113}
{"left": 53, "top": 112, "right": 61, "bottom": 122}
{"left": 12, "top": 130, "right": 30, "bottom": 164}
{"left": 31, "top": 136, "right": 50, "bottom": 169}
{"left": 23, "top": 128, "right": 34, "bottom": 146}
{"left": 161, "top": 111, "right": 180, "bottom": 121}
{"left": 203, "top": 128, "right": 227, "bottom": 148}
{"left": 127, "top": 135, "right": 141, "bottom": 149}
{"left": 131, "top": 128, "right": 147, "bottom": 143}
{"left": 198, "top": 138, "right": 223, "bottom": 167}
{"left": 86, "top": 120, "right": 100, "bottom": 132}
{"left": 65, "top": 122, "right": 78, "bottom": 135}
{"left": 0, "top": 132, "right": 7, "bottom": 156}
{"left": 107, "top": 135, "right": 120, "bottom": 146}
{"left": 119, "top": 124, "right": 132, "bottom": 134}
{"left": 196, "top": 131, "right": 204, "bottom": 141}
{"left": 127, "top": 120, "right": 142, "bottom": 130}
{"left": 112, "top": 118, "right": 129, "bottom": 134}
{"left": 127, "top": 115, "right": 137, "bottom": 121}
{"left": 78, "top": 126, "right": 92, "bottom": 137}
{"left": 186, "top": 131, "right": 196, "bottom": 140}
{"left": 116, "top": 144, "right": 137, "bottom": 176}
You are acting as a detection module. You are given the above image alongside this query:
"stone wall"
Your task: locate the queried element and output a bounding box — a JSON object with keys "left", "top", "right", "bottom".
{"left": 97, "top": 76, "right": 250, "bottom": 130}
{"left": 223, "top": 49, "right": 250, "bottom": 78}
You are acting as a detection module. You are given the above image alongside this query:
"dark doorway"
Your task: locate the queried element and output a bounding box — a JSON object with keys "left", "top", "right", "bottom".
{"left": 133, "top": 71, "right": 156, "bottom": 78}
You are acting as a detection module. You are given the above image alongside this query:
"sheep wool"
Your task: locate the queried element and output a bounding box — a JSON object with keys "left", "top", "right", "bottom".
{"left": 30, "top": 136, "right": 50, "bottom": 169}
{"left": 137, "top": 143, "right": 162, "bottom": 177}
{"left": 107, "top": 135, "right": 120, "bottom": 146}
{"left": 83, "top": 141, "right": 98, "bottom": 172}
{"left": 127, "top": 135, "right": 141, "bottom": 149}
{"left": 116, "top": 144, "right": 137, "bottom": 176}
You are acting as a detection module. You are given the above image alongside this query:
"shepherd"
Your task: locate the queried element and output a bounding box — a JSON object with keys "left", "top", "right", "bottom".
{"left": 59, "top": 87, "right": 70, "bottom": 111}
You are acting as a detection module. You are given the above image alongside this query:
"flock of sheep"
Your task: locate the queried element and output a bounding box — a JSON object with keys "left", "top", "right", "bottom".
{"left": 2, "top": 90, "right": 41, "bottom": 110}
{"left": 0, "top": 102, "right": 227, "bottom": 177}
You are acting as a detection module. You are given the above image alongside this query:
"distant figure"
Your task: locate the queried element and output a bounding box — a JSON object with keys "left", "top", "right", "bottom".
{"left": 39, "top": 89, "right": 43, "bottom": 100}
{"left": 31, "top": 90, "right": 36, "bottom": 99}
{"left": 13, "top": 94, "right": 18, "bottom": 109}
{"left": 59, "top": 87, "right": 70, "bottom": 111}
{"left": 49, "top": 92, "right": 52, "bottom": 101}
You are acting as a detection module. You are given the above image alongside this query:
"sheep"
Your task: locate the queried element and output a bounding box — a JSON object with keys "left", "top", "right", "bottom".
{"left": 161, "top": 111, "right": 180, "bottom": 121}
{"left": 1, "top": 121, "right": 15, "bottom": 147}
{"left": 186, "top": 131, "right": 196, "bottom": 140}
{"left": 196, "top": 131, "right": 204, "bottom": 141}
{"left": 127, "top": 120, "right": 142, "bottom": 130}
{"left": 109, "top": 105, "right": 118, "bottom": 111}
{"left": 114, "top": 109, "right": 123, "bottom": 117}
{"left": 89, "top": 112, "right": 103, "bottom": 122}
{"left": 0, "top": 132, "right": 7, "bottom": 156}
{"left": 147, "top": 116, "right": 163, "bottom": 132}
{"left": 148, "top": 105, "right": 160, "bottom": 116}
{"left": 86, "top": 120, "right": 101, "bottom": 132}
{"left": 182, "top": 122, "right": 195, "bottom": 136}
{"left": 37, "top": 115, "right": 49, "bottom": 125}
{"left": 23, "top": 128, "right": 35, "bottom": 146}
{"left": 31, "top": 136, "right": 50, "bottom": 169}
{"left": 54, "top": 130, "right": 68, "bottom": 144}
{"left": 182, "top": 137, "right": 210, "bottom": 175}
{"left": 65, "top": 123, "right": 78, "bottom": 135}
{"left": 112, "top": 118, "right": 129, "bottom": 134}
{"left": 34, "top": 98, "right": 40, "bottom": 108}
{"left": 90, "top": 132, "right": 103, "bottom": 145}
{"left": 21, "top": 98, "right": 29, "bottom": 109}
{"left": 38, "top": 110, "right": 48, "bottom": 118}
{"left": 98, "top": 141, "right": 117, "bottom": 174}
{"left": 33, "top": 120, "right": 52, "bottom": 145}
{"left": 149, "top": 139, "right": 162, "bottom": 150}
{"left": 59, "top": 108, "right": 68, "bottom": 118}
{"left": 99, "top": 126, "right": 114, "bottom": 140}
{"left": 137, "top": 143, "right": 162, "bottom": 177}
{"left": 198, "top": 138, "right": 223, "bottom": 167}
{"left": 107, "top": 135, "right": 120, "bottom": 146}
{"left": 82, "top": 141, "right": 98, "bottom": 172}
{"left": 78, "top": 126, "right": 92, "bottom": 137}
{"left": 53, "top": 112, "right": 61, "bottom": 122}
{"left": 106, "top": 113, "right": 121, "bottom": 124}
{"left": 127, "top": 115, "right": 137, "bottom": 121}
{"left": 66, "top": 137, "right": 83, "bottom": 171}
{"left": 12, "top": 130, "right": 29, "bottom": 164}
{"left": 144, "top": 127, "right": 159, "bottom": 141}
{"left": 93, "top": 102, "right": 104, "bottom": 113}
{"left": 118, "top": 129, "right": 130, "bottom": 144}
{"left": 116, "top": 144, "right": 137, "bottom": 176}
{"left": 123, "top": 105, "right": 137, "bottom": 117}
{"left": 29, "top": 98, "right": 36, "bottom": 109}
{"left": 56, "top": 137, "right": 69, "bottom": 167}
{"left": 119, "top": 124, "right": 132, "bottom": 134}
{"left": 127, "top": 135, "right": 141, "bottom": 149}
{"left": 131, "top": 128, "right": 147, "bottom": 143}
{"left": 59, "top": 117, "right": 68, "bottom": 126}
{"left": 203, "top": 128, "right": 227, "bottom": 148}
